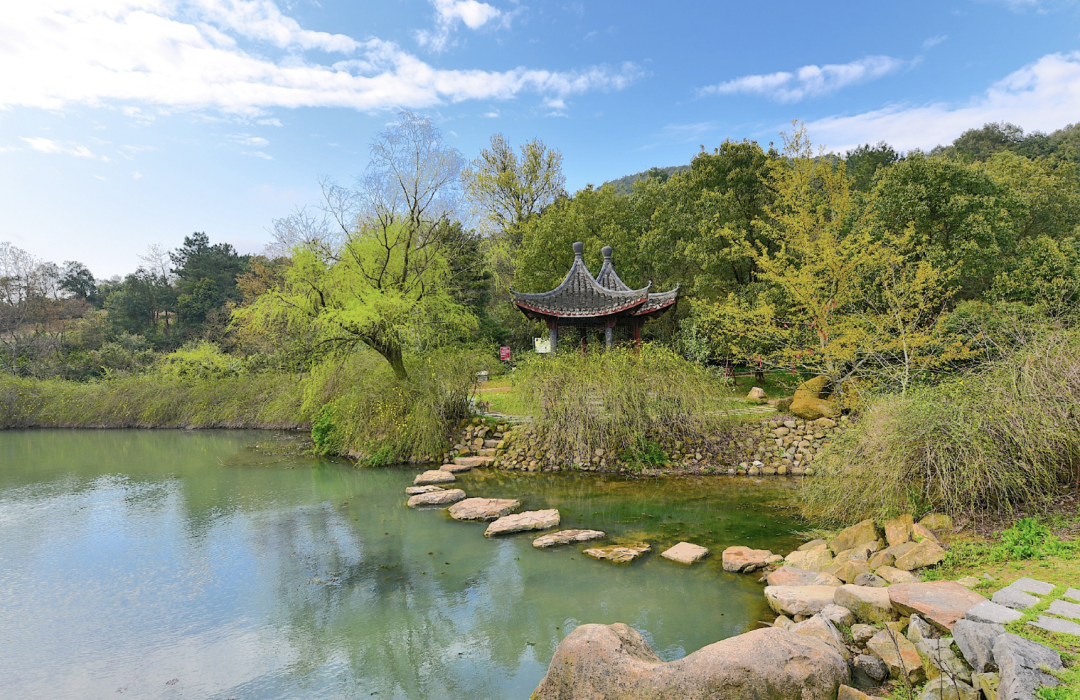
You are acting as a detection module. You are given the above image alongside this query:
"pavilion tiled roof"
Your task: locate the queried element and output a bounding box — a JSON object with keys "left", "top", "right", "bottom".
{"left": 511, "top": 242, "right": 649, "bottom": 318}
{"left": 594, "top": 245, "right": 680, "bottom": 317}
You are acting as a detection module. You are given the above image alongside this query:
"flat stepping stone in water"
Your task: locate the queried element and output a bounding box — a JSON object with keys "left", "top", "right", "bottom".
{"left": 965, "top": 600, "right": 1023, "bottom": 625}
{"left": 661, "top": 542, "right": 709, "bottom": 565}
{"left": 1048, "top": 599, "right": 1080, "bottom": 620}
{"left": 414, "top": 470, "right": 455, "bottom": 485}
{"left": 583, "top": 543, "right": 650, "bottom": 563}
{"left": 440, "top": 462, "right": 473, "bottom": 473}
{"left": 721, "top": 546, "right": 773, "bottom": 573}
{"left": 1029, "top": 615, "right": 1080, "bottom": 636}
{"left": 405, "top": 485, "right": 444, "bottom": 495}
{"left": 454, "top": 456, "right": 495, "bottom": 468}
{"left": 448, "top": 498, "right": 521, "bottom": 521}
{"left": 992, "top": 587, "right": 1039, "bottom": 611}
{"left": 533, "top": 529, "right": 606, "bottom": 548}
{"left": 888, "top": 581, "right": 988, "bottom": 631}
{"left": 407, "top": 489, "right": 466, "bottom": 508}
{"left": 484, "top": 509, "right": 560, "bottom": 537}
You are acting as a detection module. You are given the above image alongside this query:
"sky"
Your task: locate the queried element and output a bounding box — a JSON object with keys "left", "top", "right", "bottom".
{"left": 2, "top": 0, "right": 1080, "bottom": 277}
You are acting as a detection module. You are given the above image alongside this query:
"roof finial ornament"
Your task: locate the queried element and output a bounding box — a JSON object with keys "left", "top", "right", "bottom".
{"left": 602, "top": 246, "right": 612, "bottom": 261}
{"left": 572, "top": 241, "right": 583, "bottom": 259}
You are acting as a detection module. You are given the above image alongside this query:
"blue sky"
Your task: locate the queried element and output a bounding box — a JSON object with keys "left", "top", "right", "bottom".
{"left": 2, "top": 0, "right": 1080, "bottom": 276}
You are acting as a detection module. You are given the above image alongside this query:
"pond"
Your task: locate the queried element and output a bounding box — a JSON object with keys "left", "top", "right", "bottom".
{"left": 0, "top": 430, "right": 806, "bottom": 699}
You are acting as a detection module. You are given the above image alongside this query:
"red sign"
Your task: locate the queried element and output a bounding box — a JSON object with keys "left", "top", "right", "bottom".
{"left": 499, "top": 346, "right": 511, "bottom": 361}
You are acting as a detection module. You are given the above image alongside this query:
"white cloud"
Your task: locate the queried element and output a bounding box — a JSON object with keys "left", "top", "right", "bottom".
{"left": 700, "top": 55, "right": 907, "bottom": 103}
{"left": 0, "top": 0, "right": 634, "bottom": 116}
{"left": 243, "top": 150, "right": 273, "bottom": 159}
{"left": 416, "top": 0, "right": 503, "bottom": 53}
{"left": 922, "top": 35, "right": 948, "bottom": 49}
{"left": 133, "top": 171, "right": 144, "bottom": 178}
{"left": 806, "top": 51, "right": 1080, "bottom": 152}
{"left": 20, "top": 137, "right": 109, "bottom": 160}
{"left": 230, "top": 134, "right": 269, "bottom": 146}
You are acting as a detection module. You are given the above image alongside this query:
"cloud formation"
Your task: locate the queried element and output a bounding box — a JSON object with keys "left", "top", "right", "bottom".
{"left": 20, "top": 137, "right": 109, "bottom": 160}
{"left": 416, "top": 0, "right": 503, "bottom": 52}
{"left": 700, "top": 55, "right": 906, "bottom": 102}
{"left": 806, "top": 52, "right": 1080, "bottom": 152}
{"left": 0, "top": 0, "right": 634, "bottom": 116}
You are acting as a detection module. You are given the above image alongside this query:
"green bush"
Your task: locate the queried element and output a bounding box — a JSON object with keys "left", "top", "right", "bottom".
{"left": 992, "top": 518, "right": 1077, "bottom": 561}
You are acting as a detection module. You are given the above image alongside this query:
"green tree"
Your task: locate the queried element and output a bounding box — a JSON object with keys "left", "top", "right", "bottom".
{"left": 170, "top": 232, "right": 248, "bottom": 331}
{"left": 844, "top": 142, "right": 899, "bottom": 191}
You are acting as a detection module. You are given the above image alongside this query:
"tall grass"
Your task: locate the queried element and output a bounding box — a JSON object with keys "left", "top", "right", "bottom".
{"left": 802, "top": 331, "right": 1080, "bottom": 522}
{"left": 511, "top": 345, "right": 736, "bottom": 466}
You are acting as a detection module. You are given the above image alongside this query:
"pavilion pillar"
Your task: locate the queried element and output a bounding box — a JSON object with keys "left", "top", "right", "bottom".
{"left": 633, "top": 319, "right": 642, "bottom": 353}
{"left": 546, "top": 318, "right": 558, "bottom": 355}
{"left": 604, "top": 319, "right": 615, "bottom": 349}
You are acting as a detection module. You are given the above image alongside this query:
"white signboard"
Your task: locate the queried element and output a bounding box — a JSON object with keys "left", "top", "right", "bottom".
{"left": 533, "top": 337, "right": 552, "bottom": 354}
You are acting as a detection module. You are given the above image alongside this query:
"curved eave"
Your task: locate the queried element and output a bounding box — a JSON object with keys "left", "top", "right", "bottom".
{"left": 514, "top": 295, "right": 648, "bottom": 319}
{"left": 595, "top": 261, "right": 634, "bottom": 293}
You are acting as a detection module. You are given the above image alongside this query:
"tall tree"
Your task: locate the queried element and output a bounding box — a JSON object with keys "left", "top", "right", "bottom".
{"left": 170, "top": 232, "right": 247, "bottom": 330}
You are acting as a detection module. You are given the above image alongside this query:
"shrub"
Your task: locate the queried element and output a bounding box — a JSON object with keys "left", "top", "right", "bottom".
{"left": 992, "top": 518, "right": 1077, "bottom": 561}
{"left": 801, "top": 331, "right": 1080, "bottom": 522}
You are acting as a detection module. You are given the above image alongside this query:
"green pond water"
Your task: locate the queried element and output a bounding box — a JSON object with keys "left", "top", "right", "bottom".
{"left": 0, "top": 429, "right": 806, "bottom": 699}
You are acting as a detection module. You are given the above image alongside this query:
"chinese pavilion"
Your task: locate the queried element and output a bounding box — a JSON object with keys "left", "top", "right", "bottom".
{"left": 510, "top": 242, "right": 678, "bottom": 353}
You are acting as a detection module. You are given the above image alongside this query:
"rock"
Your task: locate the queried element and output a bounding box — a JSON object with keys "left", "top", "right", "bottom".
{"left": 813, "top": 572, "right": 845, "bottom": 587}
{"left": 1028, "top": 615, "right": 1080, "bottom": 636}
{"left": 991, "top": 588, "right": 1039, "bottom": 611}
{"left": 851, "top": 654, "right": 888, "bottom": 689}
{"left": 786, "top": 547, "right": 835, "bottom": 572}
{"left": 919, "top": 677, "right": 979, "bottom": 700}
{"left": 819, "top": 604, "right": 856, "bottom": 628}
{"left": 792, "top": 614, "right": 851, "bottom": 659}
{"left": 661, "top": 541, "right": 710, "bottom": 564}
{"left": 973, "top": 672, "right": 1000, "bottom": 700}
{"left": 885, "top": 515, "right": 915, "bottom": 547}
{"left": 414, "top": 470, "right": 455, "bottom": 485}
{"left": 439, "top": 462, "right": 473, "bottom": 473}
{"left": 916, "top": 637, "right": 972, "bottom": 683}
{"left": 773, "top": 615, "right": 795, "bottom": 630}
{"left": 484, "top": 509, "right": 560, "bottom": 536}
{"left": 919, "top": 514, "right": 954, "bottom": 532}
{"left": 721, "top": 545, "right": 773, "bottom": 572}
{"left": 448, "top": 497, "right": 521, "bottom": 521}
{"left": 894, "top": 539, "right": 947, "bottom": 571}
{"left": 952, "top": 619, "right": 1005, "bottom": 673}
{"left": 912, "top": 522, "right": 941, "bottom": 544}
{"left": 791, "top": 376, "right": 839, "bottom": 421}
{"left": 907, "top": 614, "right": 934, "bottom": 644}
{"left": 851, "top": 624, "right": 878, "bottom": 645}
{"left": 835, "top": 560, "right": 873, "bottom": 584}
{"left": 767, "top": 566, "right": 820, "bottom": 587}
{"left": 854, "top": 573, "right": 888, "bottom": 588}
{"left": 764, "top": 585, "right": 839, "bottom": 617}
{"left": 993, "top": 633, "right": 1062, "bottom": 700}
{"left": 453, "top": 455, "right": 494, "bottom": 468}
{"left": 965, "top": 601, "right": 1023, "bottom": 626}
{"left": 889, "top": 581, "right": 989, "bottom": 631}
{"left": 1047, "top": 598, "right": 1080, "bottom": 620}
{"left": 1008, "top": 577, "right": 1054, "bottom": 596}
{"left": 838, "top": 684, "right": 879, "bottom": 700}
{"left": 407, "top": 488, "right": 466, "bottom": 507}
{"left": 747, "top": 386, "right": 766, "bottom": 399}
{"left": 831, "top": 520, "right": 881, "bottom": 554}
{"left": 956, "top": 577, "right": 981, "bottom": 589}
{"left": 405, "top": 485, "right": 444, "bottom": 495}
{"left": 867, "top": 628, "right": 925, "bottom": 684}
{"left": 800, "top": 538, "right": 829, "bottom": 551}
{"left": 835, "top": 584, "right": 898, "bottom": 624}
{"left": 532, "top": 529, "right": 606, "bottom": 548}
{"left": 868, "top": 550, "right": 896, "bottom": 569}
{"left": 583, "top": 542, "right": 650, "bottom": 563}
{"left": 531, "top": 625, "right": 850, "bottom": 700}
{"left": 1065, "top": 588, "right": 1080, "bottom": 601}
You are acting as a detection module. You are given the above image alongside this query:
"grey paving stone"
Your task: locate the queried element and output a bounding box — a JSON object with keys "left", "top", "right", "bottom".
{"left": 992, "top": 587, "right": 1040, "bottom": 611}
{"left": 966, "top": 600, "right": 1023, "bottom": 625}
{"left": 1047, "top": 599, "right": 1080, "bottom": 621}
{"left": 953, "top": 618, "right": 1005, "bottom": 673}
{"left": 1008, "top": 577, "right": 1054, "bottom": 596}
{"left": 1063, "top": 588, "right": 1080, "bottom": 602}
{"left": 994, "top": 633, "right": 1062, "bottom": 700}
{"left": 1028, "top": 615, "right": 1080, "bottom": 637}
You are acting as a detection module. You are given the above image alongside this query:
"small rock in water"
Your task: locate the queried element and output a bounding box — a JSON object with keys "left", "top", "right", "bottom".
{"left": 439, "top": 462, "right": 473, "bottom": 473}
{"left": 405, "top": 485, "right": 444, "bottom": 495}
{"left": 448, "top": 497, "right": 520, "bottom": 521}
{"left": 660, "top": 542, "right": 709, "bottom": 565}
{"left": 583, "top": 542, "right": 650, "bottom": 563}
{"left": 407, "top": 489, "right": 466, "bottom": 508}
{"left": 414, "top": 470, "right": 455, "bottom": 485}
{"left": 721, "top": 546, "right": 774, "bottom": 573}
{"left": 484, "top": 509, "right": 560, "bottom": 536}
{"left": 533, "top": 529, "right": 606, "bottom": 548}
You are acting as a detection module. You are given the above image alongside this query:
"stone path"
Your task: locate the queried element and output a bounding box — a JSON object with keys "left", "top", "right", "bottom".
{"left": 485, "top": 509, "right": 560, "bottom": 537}
{"left": 533, "top": 530, "right": 606, "bottom": 548}
{"left": 583, "top": 543, "right": 650, "bottom": 563}
{"left": 449, "top": 497, "right": 520, "bottom": 521}
{"left": 661, "top": 542, "right": 709, "bottom": 564}
{"left": 407, "top": 489, "right": 466, "bottom": 508}
{"left": 414, "top": 470, "right": 455, "bottom": 485}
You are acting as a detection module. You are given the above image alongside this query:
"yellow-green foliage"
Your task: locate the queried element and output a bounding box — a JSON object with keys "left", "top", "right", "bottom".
{"left": 801, "top": 331, "right": 1080, "bottom": 522}
{"left": 157, "top": 341, "right": 249, "bottom": 379}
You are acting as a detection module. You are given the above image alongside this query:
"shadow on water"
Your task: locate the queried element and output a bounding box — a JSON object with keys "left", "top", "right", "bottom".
{"left": 0, "top": 430, "right": 807, "bottom": 700}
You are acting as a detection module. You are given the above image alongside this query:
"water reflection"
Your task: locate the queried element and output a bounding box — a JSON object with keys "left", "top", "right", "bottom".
{"left": 0, "top": 430, "right": 805, "bottom": 699}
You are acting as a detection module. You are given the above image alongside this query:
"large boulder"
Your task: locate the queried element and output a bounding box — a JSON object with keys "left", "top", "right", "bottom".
{"left": 721, "top": 546, "right": 773, "bottom": 572}
{"left": 867, "top": 629, "right": 925, "bottom": 684}
{"left": 888, "top": 582, "right": 988, "bottom": 631}
{"left": 767, "top": 566, "right": 820, "bottom": 587}
{"left": 994, "top": 634, "right": 1062, "bottom": 700}
{"left": 835, "top": 585, "right": 897, "bottom": 624}
{"left": 785, "top": 547, "right": 835, "bottom": 572}
{"left": 531, "top": 624, "right": 850, "bottom": 700}
{"left": 764, "top": 585, "right": 838, "bottom": 617}
{"left": 790, "top": 376, "right": 839, "bottom": 421}
{"left": 894, "top": 539, "right": 946, "bottom": 571}
{"left": 952, "top": 619, "right": 1005, "bottom": 673}
{"left": 884, "top": 515, "right": 914, "bottom": 547}
{"left": 791, "top": 615, "right": 851, "bottom": 660}
{"left": 448, "top": 497, "right": 520, "bottom": 521}
{"left": 919, "top": 514, "right": 954, "bottom": 532}
{"left": 831, "top": 520, "right": 881, "bottom": 554}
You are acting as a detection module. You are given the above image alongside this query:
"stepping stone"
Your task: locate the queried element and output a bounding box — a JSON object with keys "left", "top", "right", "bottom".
{"left": 1048, "top": 599, "right": 1080, "bottom": 620}
{"left": 1064, "top": 588, "right": 1080, "bottom": 602}
{"left": 763, "top": 585, "right": 838, "bottom": 617}
{"left": 888, "top": 581, "right": 989, "bottom": 631}
{"left": 661, "top": 542, "right": 710, "bottom": 565}
{"left": 1009, "top": 577, "right": 1054, "bottom": 596}
{"left": 994, "top": 633, "right": 1062, "bottom": 700}
{"left": 453, "top": 456, "right": 494, "bottom": 468}
{"left": 407, "top": 489, "right": 466, "bottom": 508}
{"left": 583, "top": 542, "right": 650, "bottom": 563}
{"left": 992, "top": 587, "right": 1039, "bottom": 611}
{"left": 484, "top": 509, "right": 560, "bottom": 537}
{"left": 448, "top": 497, "right": 520, "bottom": 521}
{"left": 965, "top": 600, "right": 1023, "bottom": 625}
{"left": 721, "top": 546, "right": 771, "bottom": 572}
{"left": 405, "top": 485, "right": 444, "bottom": 495}
{"left": 1028, "top": 615, "right": 1080, "bottom": 636}
{"left": 533, "top": 529, "right": 606, "bottom": 548}
{"left": 440, "top": 462, "right": 472, "bottom": 473}
{"left": 414, "top": 470, "right": 455, "bottom": 485}
{"left": 766, "top": 566, "right": 819, "bottom": 587}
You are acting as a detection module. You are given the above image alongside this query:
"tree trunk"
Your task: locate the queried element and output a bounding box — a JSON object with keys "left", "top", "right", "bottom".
{"left": 368, "top": 337, "right": 409, "bottom": 381}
